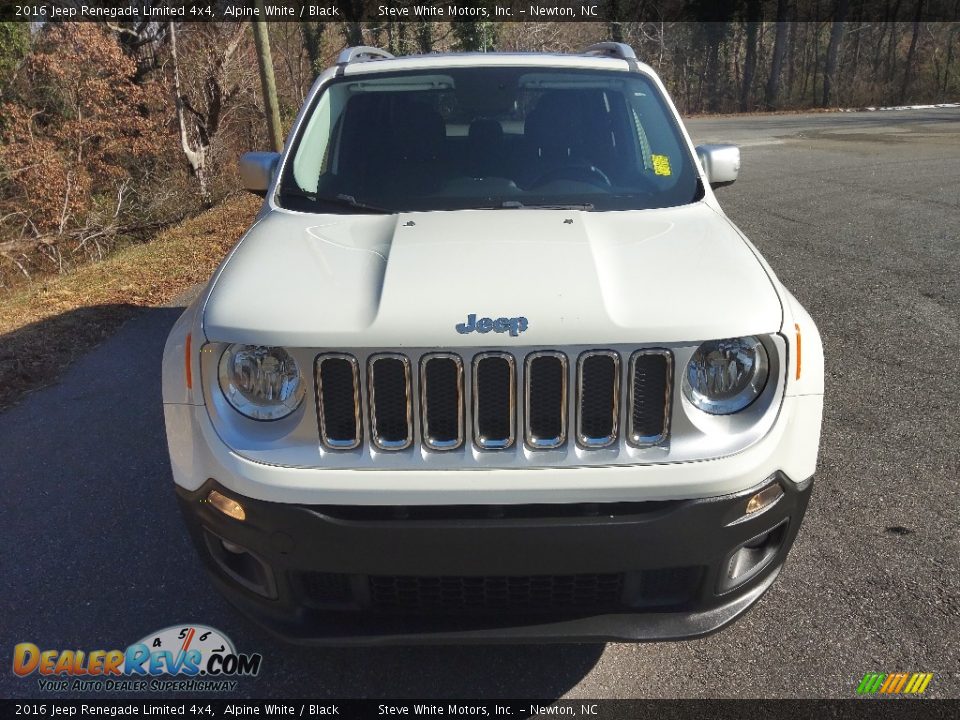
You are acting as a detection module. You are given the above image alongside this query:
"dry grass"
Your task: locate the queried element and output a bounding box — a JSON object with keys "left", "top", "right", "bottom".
{"left": 0, "top": 194, "right": 260, "bottom": 410}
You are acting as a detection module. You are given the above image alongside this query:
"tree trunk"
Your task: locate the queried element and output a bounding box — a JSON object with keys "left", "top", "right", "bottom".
{"left": 765, "top": 0, "right": 790, "bottom": 108}
{"left": 822, "top": 0, "right": 850, "bottom": 107}
{"left": 252, "top": 5, "right": 283, "bottom": 153}
{"left": 414, "top": 22, "right": 433, "bottom": 53}
{"left": 787, "top": 19, "right": 798, "bottom": 101}
{"left": 900, "top": 0, "right": 925, "bottom": 103}
{"left": 608, "top": 0, "right": 623, "bottom": 42}
{"left": 739, "top": 0, "right": 762, "bottom": 111}
{"left": 300, "top": 22, "right": 325, "bottom": 77}
{"left": 168, "top": 22, "right": 210, "bottom": 208}
{"left": 942, "top": 27, "right": 957, "bottom": 101}
{"left": 700, "top": 22, "right": 729, "bottom": 113}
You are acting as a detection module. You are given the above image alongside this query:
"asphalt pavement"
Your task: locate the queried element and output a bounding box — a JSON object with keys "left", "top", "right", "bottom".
{"left": 1, "top": 108, "right": 958, "bottom": 699}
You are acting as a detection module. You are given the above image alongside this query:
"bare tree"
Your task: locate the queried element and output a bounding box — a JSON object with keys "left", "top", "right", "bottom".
{"left": 168, "top": 22, "right": 247, "bottom": 208}
{"left": 300, "top": 22, "right": 326, "bottom": 77}
{"left": 822, "top": 0, "right": 850, "bottom": 107}
{"left": 739, "top": 0, "right": 762, "bottom": 111}
{"left": 900, "top": 0, "right": 926, "bottom": 103}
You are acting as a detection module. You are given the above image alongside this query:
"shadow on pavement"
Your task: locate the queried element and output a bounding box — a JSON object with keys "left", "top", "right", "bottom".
{"left": 0, "top": 306, "right": 603, "bottom": 699}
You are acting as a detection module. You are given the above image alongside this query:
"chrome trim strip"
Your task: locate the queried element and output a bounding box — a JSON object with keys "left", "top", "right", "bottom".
{"left": 524, "top": 351, "right": 568, "bottom": 449}
{"left": 472, "top": 352, "right": 516, "bottom": 450}
{"left": 315, "top": 353, "right": 362, "bottom": 451}
{"left": 367, "top": 353, "right": 413, "bottom": 451}
{"left": 627, "top": 349, "right": 673, "bottom": 447}
{"left": 420, "top": 353, "right": 465, "bottom": 451}
{"left": 576, "top": 350, "right": 621, "bottom": 448}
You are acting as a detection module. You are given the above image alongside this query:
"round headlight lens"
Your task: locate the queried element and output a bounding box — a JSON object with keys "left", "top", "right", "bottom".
{"left": 218, "top": 344, "right": 304, "bottom": 421}
{"left": 682, "top": 336, "right": 769, "bottom": 415}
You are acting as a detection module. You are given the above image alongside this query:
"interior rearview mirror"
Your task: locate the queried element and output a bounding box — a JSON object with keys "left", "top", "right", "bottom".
{"left": 695, "top": 144, "right": 740, "bottom": 189}
{"left": 239, "top": 152, "right": 281, "bottom": 197}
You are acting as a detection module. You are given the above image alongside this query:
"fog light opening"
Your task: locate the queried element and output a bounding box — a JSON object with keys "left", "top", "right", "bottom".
{"left": 202, "top": 530, "right": 277, "bottom": 599}
{"left": 207, "top": 489, "right": 246, "bottom": 521}
{"left": 721, "top": 521, "right": 789, "bottom": 592}
{"left": 745, "top": 483, "right": 784, "bottom": 516}
{"left": 221, "top": 540, "right": 245, "bottom": 554}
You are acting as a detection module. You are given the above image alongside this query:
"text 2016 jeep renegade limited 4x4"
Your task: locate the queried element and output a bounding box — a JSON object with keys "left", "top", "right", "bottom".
{"left": 162, "top": 43, "right": 824, "bottom": 643}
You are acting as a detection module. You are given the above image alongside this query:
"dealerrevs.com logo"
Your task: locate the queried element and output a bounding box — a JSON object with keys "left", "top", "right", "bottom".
{"left": 12, "top": 624, "right": 262, "bottom": 693}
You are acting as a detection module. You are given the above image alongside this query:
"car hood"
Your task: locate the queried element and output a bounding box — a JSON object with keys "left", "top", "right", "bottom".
{"left": 202, "top": 203, "right": 783, "bottom": 347}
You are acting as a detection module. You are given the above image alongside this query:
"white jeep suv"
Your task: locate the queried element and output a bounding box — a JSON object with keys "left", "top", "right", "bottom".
{"left": 162, "top": 43, "right": 824, "bottom": 643}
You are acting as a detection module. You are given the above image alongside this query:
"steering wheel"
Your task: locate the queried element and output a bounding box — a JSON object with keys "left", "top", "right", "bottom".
{"left": 528, "top": 164, "right": 612, "bottom": 189}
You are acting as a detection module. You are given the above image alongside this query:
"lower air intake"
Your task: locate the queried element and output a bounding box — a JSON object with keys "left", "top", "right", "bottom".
{"left": 369, "top": 573, "right": 625, "bottom": 613}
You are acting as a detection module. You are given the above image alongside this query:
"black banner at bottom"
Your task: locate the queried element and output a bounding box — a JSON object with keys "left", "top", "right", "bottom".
{"left": 1, "top": 699, "right": 958, "bottom": 720}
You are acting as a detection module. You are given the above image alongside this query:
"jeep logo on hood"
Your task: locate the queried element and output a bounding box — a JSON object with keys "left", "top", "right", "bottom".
{"left": 456, "top": 314, "right": 529, "bottom": 337}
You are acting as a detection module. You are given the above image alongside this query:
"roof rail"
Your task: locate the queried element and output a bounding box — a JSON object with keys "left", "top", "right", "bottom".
{"left": 336, "top": 46, "right": 395, "bottom": 65}
{"left": 582, "top": 42, "right": 638, "bottom": 62}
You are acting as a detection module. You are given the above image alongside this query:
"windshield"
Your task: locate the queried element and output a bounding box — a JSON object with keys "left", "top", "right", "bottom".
{"left": 277, "top": 66, "right": 701, "bottom": 214}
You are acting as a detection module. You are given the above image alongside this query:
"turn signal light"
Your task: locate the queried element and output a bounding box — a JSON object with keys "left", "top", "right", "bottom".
{"left": 746, "top": 484, "right": 784, "bottom": 515}
{"left": 207, "top": 489, "right": 246, "bottom": 521}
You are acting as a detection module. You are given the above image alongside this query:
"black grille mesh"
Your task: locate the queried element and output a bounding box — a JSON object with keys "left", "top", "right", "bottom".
{"left": 370, "top": 357, "right": 410, "bottom": 444}
{"left": 527, "top": 355, "right": 565, "bottom": 443}
{"left": 369, "top": 573, "right": 624, "bottom": 613}
{"left": 631, "top": 353, "right": 670, "bottom": 442}
{"left": 579, "top": 354, "right": 618, "bottom": 441}
{"left": 475, "top": 356, "right": 513, "bottom": 444}
{"left": 297, "top": 567, "right": 702, "bottom": 613}
{"left": 423, "top": 357, "right": 461, "bottom": 445}
{"left": 301, "top": 572, "right": 351, "bottom": 604}
{"left": 317, "top": 358, "right": 358, "bottom": 443}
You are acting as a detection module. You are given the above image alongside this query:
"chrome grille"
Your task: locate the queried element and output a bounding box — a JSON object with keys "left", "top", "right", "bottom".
{"left": 628, "top": 350, "right": 673, "bottom": 447}
{"left": 315, "top": 354, "right": 362, "bottom": 450}
{"left": 524, "top": 351, "right": 567, "bottom": 449}
{"left": 473, "top": 352, "right": 516, "bottom": 449}
{"left": 313, "top": 348, "right": 672, "bottom": 454}
{"left": 420, "top": 353, "right": 464, "bottom": 451}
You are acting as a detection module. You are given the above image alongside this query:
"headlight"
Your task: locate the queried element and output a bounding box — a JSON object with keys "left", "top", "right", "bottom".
{"left": 218, "top": 344, "right": 304, "bottom": 421}
{"left": 682, "top": 336, "right": 769, "bottom": 415}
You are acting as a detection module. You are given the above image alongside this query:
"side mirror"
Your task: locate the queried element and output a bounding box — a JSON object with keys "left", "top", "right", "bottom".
{"left": 239, "top": 152, "right": 281, "bottom": 197}
{"left": 695, "top": 144, "right": 740, "bottom": 189}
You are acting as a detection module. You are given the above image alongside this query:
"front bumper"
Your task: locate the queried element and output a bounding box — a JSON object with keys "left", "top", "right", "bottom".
{"left": 175, "top": 473, "right": 812, "bottom": 644}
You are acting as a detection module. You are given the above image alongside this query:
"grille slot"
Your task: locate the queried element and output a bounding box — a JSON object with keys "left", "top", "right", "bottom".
{"left": 628, "top": 350, "right": 673, "bottom": 446}
{"left": 472, "top": 353, "right": 516, "bottom": 449}
{"left": 368, "top": 573, "right": 624, "bottom": 613}
{"left": 524, "top": 352, "right": 568, "bottom": 449}
{"left": 420, "top": 354, "right": 464, "bottom": 450}
{"left": 577, "top": 351, "right": 620, "bottom": 447}
{"left": 368, "top": 354, "right": 413, "bottom": 450}
{"left": 315, "top": 354, "right": 362, "bottom": 450}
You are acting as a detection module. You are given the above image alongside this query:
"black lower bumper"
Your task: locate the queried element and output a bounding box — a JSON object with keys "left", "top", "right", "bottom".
{"left": 175, "top": 474, "right": 813, "bottom": 644}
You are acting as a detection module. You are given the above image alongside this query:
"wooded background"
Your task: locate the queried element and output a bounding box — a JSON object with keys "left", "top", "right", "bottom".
{"left": 1, "top": 8, "right": 958, "bottom": 287}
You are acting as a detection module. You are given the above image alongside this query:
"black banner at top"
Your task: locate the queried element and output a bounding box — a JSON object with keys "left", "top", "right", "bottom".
{"left": 2, "top": 0, "right": 960, "bottom": 23}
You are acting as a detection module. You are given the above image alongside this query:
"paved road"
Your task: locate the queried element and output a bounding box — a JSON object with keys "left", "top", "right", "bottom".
{"left": 2, "top": 108, "right": 958, "bottom": 700}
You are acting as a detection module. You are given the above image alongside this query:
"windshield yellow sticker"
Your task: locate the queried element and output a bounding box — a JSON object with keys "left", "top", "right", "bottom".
{"left": 652, "top": 154, "right": 672, "bottom": 176}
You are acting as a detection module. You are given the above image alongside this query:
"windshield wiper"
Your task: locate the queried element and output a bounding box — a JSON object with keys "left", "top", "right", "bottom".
{"left": 278, "top": 188, "right": 393, "bottom": 214}
{"left": 497, "top": 200, "right": 595, "bottom": 211}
